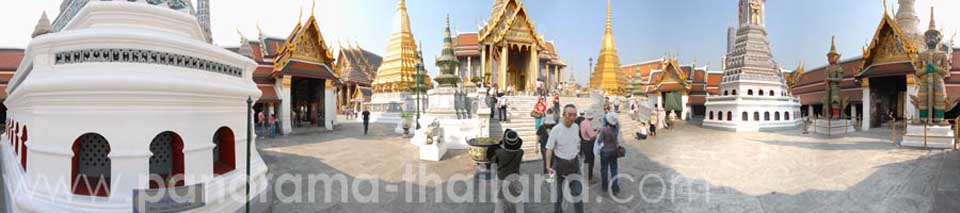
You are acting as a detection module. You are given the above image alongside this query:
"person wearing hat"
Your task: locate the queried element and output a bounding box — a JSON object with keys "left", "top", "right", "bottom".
{"left": 493, "top": 129, "right": 524, "bottom": 212}
{"left": 537, "top": 108, "right": 558, "bottom": 173}
{"left": 598, "top": 113, "right": 624, "bottom": 195}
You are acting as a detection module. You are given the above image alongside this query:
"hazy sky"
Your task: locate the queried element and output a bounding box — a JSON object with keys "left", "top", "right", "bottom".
{"left": 1, "top": 0, "right": 957, "bottom": 85}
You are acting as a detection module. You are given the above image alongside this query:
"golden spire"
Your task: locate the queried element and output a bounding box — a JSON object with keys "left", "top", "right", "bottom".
{"left": 590, "top": 0, "right": 625, "bottom": 95}
{"left": 372, "top": 0, "right": 431, "bottom": 93}
{"left": 311, "top": 0, "right": 316, "bottom": 17}
{"left": 298, "top": 6, "right": 303, "bottom": 22}
{"left": 928, "top": 6, "right": 936, "bottom": 31}
{"left": 828, "top": 35, "right": 839, "bottom": 56}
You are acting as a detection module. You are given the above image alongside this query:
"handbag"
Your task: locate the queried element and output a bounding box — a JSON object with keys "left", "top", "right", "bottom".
{"left": 593, "top": 128, "right": 603, "bottom": 156}
{"left": 617, "top": 146, "right": 626, "bottom": 158}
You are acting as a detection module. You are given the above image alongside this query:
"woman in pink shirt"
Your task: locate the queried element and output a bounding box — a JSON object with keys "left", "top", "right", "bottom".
{"left": 579, "top": 113, "right": 599, "bottom": 183}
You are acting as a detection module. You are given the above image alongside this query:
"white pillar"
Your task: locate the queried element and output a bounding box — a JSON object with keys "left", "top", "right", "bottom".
{"left": 905, "top": 84, "right": 918, "bottom": 120}
{"left": 325, "top": 85, "right": 337, "bottom": 130}
{"left": 481, "top": 45, "right": 487, "bottom": 87}
{"left": 681, "top": 94, "right": 689, "bottom": 120}
{"left": 279, "top": 76, "right": 293, "bottom": 134}
{"left": 862, "top": 87, "right": 872, "bottom": 130}
{"left": 807, "top": 105, "right": 814, "bottom": 119}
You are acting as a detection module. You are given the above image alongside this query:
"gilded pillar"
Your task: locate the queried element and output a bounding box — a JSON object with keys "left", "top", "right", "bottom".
{"left": 528, "top": 46, "right": 539, "bottom": 93}
{"left": 499, "top": 45, "right": 508, "bottom": 91}
{"left": 481, "top": 45, "right": 487, "bottom": 86}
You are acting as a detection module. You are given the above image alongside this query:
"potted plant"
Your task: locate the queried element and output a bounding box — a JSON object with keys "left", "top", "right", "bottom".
{"left": 400, "top": 111, "right": 414, "bottom": 135}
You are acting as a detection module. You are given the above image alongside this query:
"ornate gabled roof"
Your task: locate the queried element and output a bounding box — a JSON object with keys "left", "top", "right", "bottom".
{"left": 652, "top": 58, "right": 690, "bottom": 92}
{"left": 857, "top": 12, "right": 919, "bottom": 77}
{"left": 272, "top": 7, "right": 337, "bottom": 82}
{"left": 478, "top": 0, "right": 545, "bottom": 47}
{"left": 336, "top": 46, "right": 382, "bottom": 86}
{"left": 785, "top": 62, "right": 806, "bottom": 89}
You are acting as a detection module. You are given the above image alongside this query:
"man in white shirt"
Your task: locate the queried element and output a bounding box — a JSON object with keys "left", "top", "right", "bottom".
{"left": 545, "top": 104, "right": 584, "bottom": 213}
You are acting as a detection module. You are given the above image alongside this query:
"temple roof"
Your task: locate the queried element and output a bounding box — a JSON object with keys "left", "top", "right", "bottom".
{"left": 336, "top": 46, "right": 382, "bottom": 86}
{"left": 478, "top": 0, "right": 545, "bottom": 47}
{"left": 272, "top": 9, "right": 337, "bottom": 82}
{"left": 589, "top": 0, "right": 625, "bottom": 95}
{"left": 856, "top": 12, "right": 919, "bottom": 78}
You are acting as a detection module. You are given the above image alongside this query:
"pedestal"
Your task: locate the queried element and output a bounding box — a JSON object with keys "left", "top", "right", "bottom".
{"left": 812, "top": 119, "right": 856, "bottom": 136}
{"left": 901, "top": 124, "right": 955, "bottom": 149}
{"left": 411, "top": 125, "right": 448, "bottom": 161}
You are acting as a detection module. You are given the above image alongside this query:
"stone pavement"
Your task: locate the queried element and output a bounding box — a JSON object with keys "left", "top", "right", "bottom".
{"left": 255, "top": 117, "right": 960, "bottom": 212}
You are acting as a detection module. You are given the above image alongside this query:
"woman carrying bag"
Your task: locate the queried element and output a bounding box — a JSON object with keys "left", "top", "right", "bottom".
{"left": 594, "top": 113, "right": 625, "bottom": 195}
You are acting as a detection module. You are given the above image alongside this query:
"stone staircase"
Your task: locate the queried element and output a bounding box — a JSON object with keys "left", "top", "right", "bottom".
{"left": 486, "top": 96, "right": 604, "bottom": 161}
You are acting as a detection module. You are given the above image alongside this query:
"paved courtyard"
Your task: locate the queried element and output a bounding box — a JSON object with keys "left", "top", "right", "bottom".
{"left": 256, "top": 118, "right": 960, "bottom": 212}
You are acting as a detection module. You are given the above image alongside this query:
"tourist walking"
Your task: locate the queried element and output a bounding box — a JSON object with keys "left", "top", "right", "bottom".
{"left": 493, "top": 129, "right": 525, "bottom": 213}
{"left": 534, "top": 97, "right": 547, "bottom": 130}
{"left": 362, "top": 110, "right": 371, "bottom": 135}
{"left": 498, "top": 93, "right": 509, "bottom": 122}
{"left": 269, "top": 114, "right": 277, "bottom": 137}
{"left": 489, "top": 85, "right": 498, "bottom": 119}
{"left": 553, "top": 93, "right": 561, "bottom": 123}
{"left": 597, "top": 113, "right": 624, "bottom": 195}
{"left": 649, "top": 109, "right": 658, "bottom": 136}
{"left": 579, "top": 112, "right": 599, "bottom": 183}
{"left": 257, "top": 111, "right": 265, "bottom": 138}
{"left": 538, "top": 109, "right": 557, "bottom": 174}
{"left": 545, "top": 104, "right": 584, "bottom": 213}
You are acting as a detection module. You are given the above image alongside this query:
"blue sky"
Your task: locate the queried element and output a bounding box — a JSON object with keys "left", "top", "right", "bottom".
{"left": 1, "top": 0, "right": 957, "bottom": 85}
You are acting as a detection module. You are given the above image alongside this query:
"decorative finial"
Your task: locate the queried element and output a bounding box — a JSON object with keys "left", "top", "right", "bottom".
{"left": 31, "top": 11, "right": 51, "bottom": 38}
{"left": 298, "top": 6, "right": 303, "bottom": 22}
{"left": 882, "top": 0, "right": 887, "bottom": 14}
{"left": 828, "top": 35, "right": 839, "bottom": 56}
{"left": 311, "top": 0, "right": 316, "bottom": 17}
{"left": 928, "top": 6, "right": 936, "bottom": 31}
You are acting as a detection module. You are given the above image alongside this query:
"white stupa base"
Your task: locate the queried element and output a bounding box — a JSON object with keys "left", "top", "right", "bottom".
{"left": 411, "top": 128, "right": 448, "bottom": 161}
{"left": 410, "top": 116, "right": 481, "bottom": 150}
{"left": 812, "top": 119, "right": 857, "bottom": 135}
{"left": 702, "top": 96, "right": 802, "bottom": 132}
{"left": 901, "top": 124, "right": 955, "bottom": 149}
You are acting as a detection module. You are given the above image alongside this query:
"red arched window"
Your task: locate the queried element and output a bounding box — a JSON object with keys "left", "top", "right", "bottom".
{"left": 20, "top": 126, "right": 27, "bottom": 171}
{"left": 149, "top": 131, "right": 185, "bottom": 189}
{"left": 213, "top": 127, "right": 236, "bottom": 175}
{"left": 13, "top": 122, "right": 19, "bottom": 155}
{"left": 72, "top": 133, "right": 111, "bottom": 197}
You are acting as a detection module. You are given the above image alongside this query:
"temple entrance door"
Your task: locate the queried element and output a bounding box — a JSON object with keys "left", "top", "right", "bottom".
{"left": 662, "top": 91, "right": 683, "bottom": 116}
{"left": 506, "top": 46, "right": 531, "bottom": 94}
{"left": 291, "top": 77, "right": 326, "bottom": 128}
{"left": 869, "top": 75, "right": 906, "bottom": 127}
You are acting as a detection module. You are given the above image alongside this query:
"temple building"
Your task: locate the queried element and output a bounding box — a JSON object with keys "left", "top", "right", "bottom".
{"left": 2, "top": 1, "right": 268, "bottom": 211}
{"left": 367, "top": 0, "right": 431, "bottom": 122}
{"left": 334, "top": 44, "right": 382, "bottom": 113}
{"left": 627, "top": 58, "right": 722, "bottom": 119}
{"left": 455, "top": 32, "right": 566, "bottom": 92}
{"left": 788, "top": 1, "right": 959, "bottom": 130}
{"left": 230, "top": 6, "right": 340, "bottom": 133}
{"left": 590, "top": 0, "right": 627, "bottom": 96}
{"left": 472, "top": 0, "right": 564, "bottom": 94}
{"left": 703, "top": 0, "right": 803, "bottom": 131}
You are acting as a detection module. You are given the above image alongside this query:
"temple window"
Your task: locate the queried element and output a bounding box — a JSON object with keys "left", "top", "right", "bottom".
{"left": 718, "top": 112, "right": 724, "bottom": 120}
{"left": 213, "top": 127, "right": 236, "bottom": 176}
{"left": 754, "top": 112, "right": 760, "bottom": 121}
{"left": 72, "top": 133, "right": 111, "bottom": 197}
{"left": 149, "top": 131, "right": 185, "bottom": 189}
{"left": 748, "top": 89, "right": 753, "bottom": 96}
{"left": 775, "top": 112, "right": 780, "bottom": 121}
{"left": 765, "top": 112, "right": 770, "bottom": 121}
{"left": 724, "top": 91, "right": 729, "bottom": 96}
{"left": 727, "top": 111, "right": 732, "bottom": 121}
{"left": 20, "top": 126, "right": 27, "bottom": 171}
{"left": 742, "top": 112, "right": 748, "bottom": 121}
{"left": 732, "top": 90, "right": 737, "bottom": 95}
{"left": 709, "top": 111, "right": 714, "bottom": 120}
{"left": 785, "top": 111, "right": 791, "bottom": 120}
{"left": 769, "top": 90, "right": 775, "bottom": 96}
